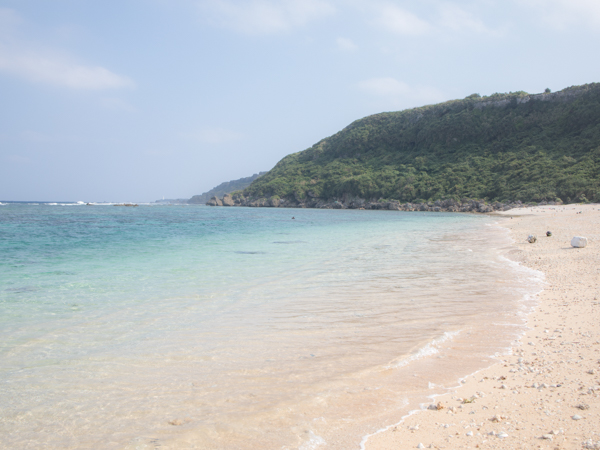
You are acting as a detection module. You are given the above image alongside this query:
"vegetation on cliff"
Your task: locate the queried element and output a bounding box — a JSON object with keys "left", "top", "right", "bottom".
{"left": 243, "top": 84, "right": 600, "bottom": 204}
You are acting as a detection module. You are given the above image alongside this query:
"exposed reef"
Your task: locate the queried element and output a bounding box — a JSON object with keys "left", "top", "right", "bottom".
{"left": 206, "top": 194, "right": 560, "bottom": 213}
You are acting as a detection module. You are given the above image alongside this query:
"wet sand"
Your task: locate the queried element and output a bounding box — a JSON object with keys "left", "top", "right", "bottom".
{"left": 365, "top": 203, "right": 600, "bottom": 450}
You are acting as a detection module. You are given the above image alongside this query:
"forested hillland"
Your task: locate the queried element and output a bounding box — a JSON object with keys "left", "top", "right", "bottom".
{"left": 236, "top": 83, "right": 600, "bottom": 207}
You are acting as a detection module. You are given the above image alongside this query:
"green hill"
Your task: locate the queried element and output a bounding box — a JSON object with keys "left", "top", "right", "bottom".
{"left": 242, "top": 83, "right": 600, "bottom": 206}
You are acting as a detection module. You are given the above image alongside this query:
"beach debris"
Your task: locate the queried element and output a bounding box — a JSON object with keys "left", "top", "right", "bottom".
{"left": 541, "top": 434, "right": 553, "bottom": 440}
{"left": 168, "top": 419, "right": 184, "bottom": 426}
{"left": 576, "top": 404, "right": 590, "bottom": 410}
{"left": 490, "top": 415, "right": 507, "bottom": 423}
{"left": 572, "top": 414, "right": 583, "bottom": 420}
{"left": 409, "top": 424, "right": 419, "bottom": 431}
{"left": 546, "top": 231, "right": 552, "bottom": 236}
{"left": 462, "top": 396, "right": 476, "bottom": 404}
{"left": 427, "top": 402, "right": 445, "bottom": 411}
{"left": 527, "top": 235, "right": 537, "bottom": 243}
{"left": 571, "top": 236, "right": 588, "bottom": 248}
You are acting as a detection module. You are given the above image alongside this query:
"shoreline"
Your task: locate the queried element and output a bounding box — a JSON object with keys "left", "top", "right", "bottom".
{"left": 364, "top": 203, "right": 600, "bottom": 450}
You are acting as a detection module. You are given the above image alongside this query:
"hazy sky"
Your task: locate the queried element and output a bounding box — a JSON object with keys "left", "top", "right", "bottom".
{"left": 1, "top": 0, "right": 599, "bottom": 202}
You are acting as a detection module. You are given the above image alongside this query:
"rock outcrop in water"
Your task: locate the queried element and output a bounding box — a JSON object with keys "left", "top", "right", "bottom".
{"left": 206, "top": 196, "right": 223, "bottom": 206}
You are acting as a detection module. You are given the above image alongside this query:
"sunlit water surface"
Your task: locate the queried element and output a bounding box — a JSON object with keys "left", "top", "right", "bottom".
{"left": 0, "top": 204, "right": 541, "bottom": 449}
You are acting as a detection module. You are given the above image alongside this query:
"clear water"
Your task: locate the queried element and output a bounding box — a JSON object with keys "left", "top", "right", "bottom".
{"left": 0, "top": 204, "right": 541, "bottom": 449}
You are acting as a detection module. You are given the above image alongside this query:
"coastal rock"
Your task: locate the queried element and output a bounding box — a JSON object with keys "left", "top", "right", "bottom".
{"left": 222, "top": 194, "right": 234, "bottom": 206}
{"left": 207, "top": 196, "right": 223, "bottom": 206}
{"left": 571, "top": 236, "right": 588, "bottom": 248}
{"left": 208, "top": 194, "right": 547, "bottom": 215}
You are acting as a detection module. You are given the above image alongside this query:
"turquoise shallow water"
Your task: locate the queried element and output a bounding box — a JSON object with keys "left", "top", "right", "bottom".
{"left": 0, "top": 204, "right": 541, "bottom": 448}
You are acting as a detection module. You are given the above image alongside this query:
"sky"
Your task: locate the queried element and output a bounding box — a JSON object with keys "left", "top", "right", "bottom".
{"left": 0, "top": 0, "right": 599, "bottom": 202}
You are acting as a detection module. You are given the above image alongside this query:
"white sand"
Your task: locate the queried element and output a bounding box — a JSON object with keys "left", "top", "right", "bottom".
{"left": 365, "top": 203, "right": 600, "bottom": 450}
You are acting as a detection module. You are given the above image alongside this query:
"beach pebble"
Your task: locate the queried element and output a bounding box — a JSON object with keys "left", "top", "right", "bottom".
{"left": 576, "top": 404, "right": 590, "bottom": 410}
{"left": 571, "top": 236, "right": 588, "bottom": 248}
{"left": 542, "top": 434, "right": 553, "bottom": 440}
{"left": 572, "top": 414, "right": 583, "bottom": 420}
{"left": 168, "top": 419, "right": 184, "bottom": 426}
{"left": 583, "top": 439, "right": 600, "bottom": 449}
{"left": 466, "top": 431, "right": 474, "bottom": 436}
{"left": 497, "top": 432, "right": 509, "bottom": 439}
{"left": 427, "top": 402, "right": 444, "bottom": 411}
{"left": 527, "top": 235, "right": 537, "bottom": 243}
{"left": 417, "top": 443, "right": 425, "bottom": 448}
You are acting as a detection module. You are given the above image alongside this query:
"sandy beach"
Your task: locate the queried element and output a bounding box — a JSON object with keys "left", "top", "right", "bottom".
{"left": 365, "top": 203, "right": 600, "bottom": 450}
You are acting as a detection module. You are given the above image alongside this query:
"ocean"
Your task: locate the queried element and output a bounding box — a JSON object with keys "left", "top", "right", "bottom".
{"left": 0, "top": 203, "right": 542, "bottom": 449}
